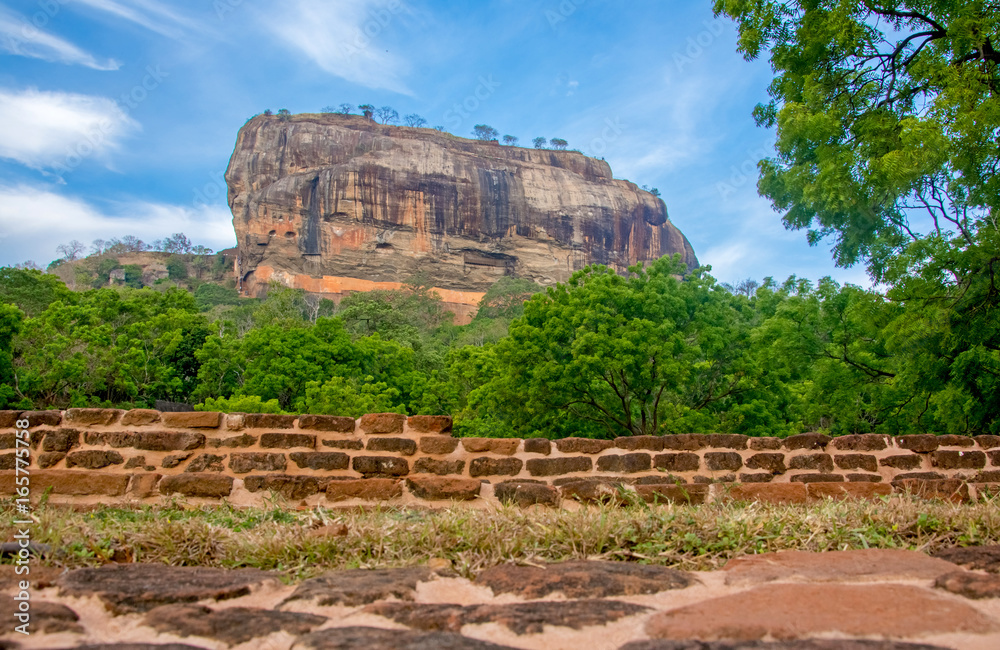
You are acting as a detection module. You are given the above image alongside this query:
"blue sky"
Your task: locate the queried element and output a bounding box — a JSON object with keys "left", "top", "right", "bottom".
{"left": 0, "top": 0, "right": 871, "bottom": 287}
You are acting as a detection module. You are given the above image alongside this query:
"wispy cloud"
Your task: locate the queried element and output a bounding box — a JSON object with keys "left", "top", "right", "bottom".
{"left": 0, "top": 87, "right": 139, "bottom": 171}
{"left": 0, "top": 185, "right": 235, "bottom": 266}
{"left": 261, "top": 0, "right": 412, "bottom": 94}
{"left": 73, "top": 0, "right": 202, "bottom": 39}
{"left": 0, "top": 6, "right": 120, "bottom": 70}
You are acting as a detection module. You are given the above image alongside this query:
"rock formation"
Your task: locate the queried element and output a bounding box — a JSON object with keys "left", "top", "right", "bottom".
{"left": 226, "top": 113, "right": 698, "bottom": 320}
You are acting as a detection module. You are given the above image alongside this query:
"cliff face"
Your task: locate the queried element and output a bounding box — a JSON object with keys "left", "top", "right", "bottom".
{"left": 226, "top": 114, "right": 698, "bottom": 316}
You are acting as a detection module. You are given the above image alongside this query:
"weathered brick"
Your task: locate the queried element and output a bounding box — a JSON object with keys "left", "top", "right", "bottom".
{"left": 127, "top": 472, "right": 162, "bottom": 497}
{"left": 94, "top": 431, "right": 205, "bottom": 451}
{"left": 636, "top": 483, "right": 709, "bottom": 504}
{"left": 739, "top": 472, "right": 773, "bottom": 483}
{"left": 207, "top": 434, "right": 257, "bottom": 448}
{"left": 749, "top": 437, "right": 782, "bottom": 450}
{"left": 0, "top": 411, "right": 22, "bottom": 428}
{"left": 557, "top": 478, "right": 629, "bottom": 504}
{"left": 705, "top": 452, "right": 743, "bottom": 471}
{"left": 807, "top": 482, "right": 891, "bottom": 500}
{"left": 830, "top": 434, "right": 887, "bottom": 451}
{"left": 161, "top": 452, "right": 192, "bottom": 468}
{"left": 894, "top": 471, "right": 945, "bottom": 481}
{"left": 597, "top": 453, "right": 651, "bottom": 473}
{"left": 297, "top": 414, "right": 355, "bottom": 432}
{"left": 469, "top": 457, "right": 523, "bottom": 477}
{"left": 745, "top": 453, "right": 786, "bottom": 474}
{"left": 653, "top": 452, "right": 700, "bottom": 472}
{"left": 725, "top": 483, "right": 809, "bottom": 504}
{"left": 124, "top": 455, "right": 146, "bottom": 469}
{"left": 554, "top": 437, "right": 614, "bottom": 454}
{"left": 42, "top": 429, "right": 79, "bottom": 453}
{"left": 975, "top": 470, "right": 1000, "bottom": 482}
{"left": 897, "top": 435, "right": 939, "bottom": 453}
{"left": 161, "top": 411, "right": 222, "bottom": 429}
{"left": 260, "top": 432, "right": 316, "bottom": 449}
{"left": 406, "top": 476, "right": 480, "bottom": 501}
{"left": 523, "top": 438, "right": 551, "bottom": 455}
{"left": 783, "top": 433, "right": 831, "bottom": 450}
{"left": 244, "top": 475, "right": 320, "bottom": 499}
{"left": 634, "top": 474, "right": 687, "bottom": 485}
{"left": 990, "top": 450, "right": 1000, "bottom": 466}
{"left": 0, "top": 433, "right": 18, "bottom": 449}
{"left": 225, "top": 413, "right": 246, "bottom": 430}
{"left": 120, "top": 409, "right": 160, "bottom": 426}
{"left": 242, "top": 414, "right": 296, "bottom": 429}
{"left": 704, "top": 434, "right": 749, "bottom": 450}
{"left": 460, "top": 438, "right": 520, "bottom": 455}
{"left": 892, "top": 477, "right": 970, "bottom": 502}
{"left": 847, "top": 473, "right": 883, "bottom": 482}
{"left": 975, "top": 435, "right": 1000, "bottom": 450}
{"left": 325, "top": 478, "right": 402, "bottom": 501}
{"left": 21, "top": 410, "right": 62, "bottom": 427}
{"left": 159, "top": 474, "right": 233, "bottom": 498}
{"left": 321, "top": 438, "right": 364, "bottom": 450}
{"left": 661, "top": 434, "right": 707, "bottom": 451}
{"left": 494, "top": 481, "right": 559, "bottom": 507}
{"left": 932, "top": 450, "right": 986, "bottom": 469}
{"left": 791, "top": 473, "right": 845, "bottom": 483}
{"left": 65, "top": 450, "right": 124, "bottom": 469}
{"left": 694, "top": 474, "right": 736, "bottom": 484}
{"left": 526, "top": 456, "right": 592, "bottom": 477}
{"left": 289, "top": 451, "right": 350, "bottom": 471}
{"left": 412, "top": 458, "right": 465, "bottom": 475}
{"left": 0, "top": 454, "right": 18, "bottom": 470}
{"left": 406, "top": 415, "right": 452, "bottom": 433}
{"left": 936, "top": 435, "right": 975, "bottom": 447}
{"left": 229, "top": 452, "right": 287, "bottom": 473}
{"left": 0, "top": 470, "right": 128, "bottom": 496}
{"left": 185, "top": 454, "right": 226, "bottom": 473}
{"left": 880, "top": 454, "right": 923, "bottom": 470}
{"left": 419, "top": 436, "right": 460, "bottom": 454}
{"left": 366, "top": 438, "right": 417, "bottom": 456}
{"left": 37, "top": 452, "right": 65, "bottom": 468}
{"left": 359, "top": 413, "right": 406, "bottom": 434}
{"left": 614, "top": 435, "right": 663, "bottom": 451}
{"left": 789, "top": 453, "right": 834, "bottom": 472}
{"left": 835, "top": 454, "right": 878, "bottom": 472}
{"left": 65, "top": 408, "right": 122, "bottom": 426}
{"left": 352, "top": 456, "right": 409, "bottom": 477}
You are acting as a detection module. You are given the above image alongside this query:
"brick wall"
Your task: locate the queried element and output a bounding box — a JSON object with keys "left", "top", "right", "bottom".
{"left": 2, "top": 409, "right": 998, "bottom": 508}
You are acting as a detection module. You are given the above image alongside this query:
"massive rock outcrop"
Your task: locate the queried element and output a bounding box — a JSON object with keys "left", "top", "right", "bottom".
{"left": 226, "top": 113, "right": 697, "bottom": 320}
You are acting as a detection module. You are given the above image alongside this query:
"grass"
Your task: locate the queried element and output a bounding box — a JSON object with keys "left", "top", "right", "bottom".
{"left": 3, "top": 494, "right": 999, "bottom": 581}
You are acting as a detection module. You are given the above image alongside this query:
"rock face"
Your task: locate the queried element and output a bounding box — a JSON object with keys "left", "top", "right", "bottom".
{"left": 226, "top": 114, "right": 698, "bottom": 319}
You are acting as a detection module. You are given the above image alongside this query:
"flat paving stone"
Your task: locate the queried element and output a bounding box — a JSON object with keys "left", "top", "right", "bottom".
{"left": 291, "top": 625, "right": 518, "bottom": 649}
{"left": 932, "top": 545, "right": 1000, "bottom": 572}
{"left": 645, "top": 583, "right": 999, "bottom": 641}
{"left": 475, "top": 561, "right": 695, "bottom": 598}
{"left": 934, "top": 570, "right": 1000, "bottom": 599}
{"left": 363, "top": 599, "right": 650, "bottom": 635}
{"left": 282, "top": 567, "right": 436, "bottom": 606}
{"left": 56, "top": 563, "right": 278, "bottom": 614}
{"left": 723, "top": 549, "right": 959, "bottom": 586}
{"left": 144, "top": 604, "right": 326, "bottom": 645}
{"left": 620, "top": 641, "right": 951, "bottom": 649}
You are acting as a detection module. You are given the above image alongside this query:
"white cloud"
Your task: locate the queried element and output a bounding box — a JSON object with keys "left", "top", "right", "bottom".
{"left": 0, "top": 6, "right": 120, "bottom": 70}
{"left": 261, "top": 0, "right": 412, "bottom": 93}
{"left": 0, "top": 185, "right": 236, "bottom": 267}
{"left": 73, "top": 0, "right": 201, "bottom": 39}
{"left": 0, "top": 87, "right": 139, "bottom": 172}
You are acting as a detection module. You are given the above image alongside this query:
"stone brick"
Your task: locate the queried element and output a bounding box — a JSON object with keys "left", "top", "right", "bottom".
{"left": 0, "top": 411, "right": 21, "bottom": 428}
{"left": 974, "top": 435, "right": 1000, "bottom": 450}
{"left": 406, "top": 415, "right": 452, "bottom": 433}
{"left": 21, "top": 410, "right": 62, "bottom": 427}
{"left": 37, "top": 452, "right": 65, "bottom": 468}
{"left": 749, "top": 437, "right": 782, "bottom": 450}
{"left": 0, "top": 470, "right": 129, "bottom": 496}
{"left": 460, "top": 438, "right": 519, "bottom": 455}
{"left": 635, "top": 483, "right": 709, "bottom": 504}
{"left": 0, "top": 433, "right": 18, "bottom": 449}
{"left": 494, "top": 481, "right": 559, "bottom": 507}
{"left": 124, "top": 455, "right": 146, "bottom": 469}
{"left": 412, "top": 458, "right": 465, "bottom": 475}
{"left": 937, "top": 434, "right": 975, "bottom": 447}
{"left": 847, "top": 474, "right": 883, "bottom": 482}
{"left": 936, "top": 570, "right": 1000, "bottom": 600}
{"left": 93, "top": 431, "right": 206, "bottom": 451}
{"left": 523, "top": 438, "right": 551, "bottom": 455}
{"left": 161, "top": 452, "right": 192, "bottom": 468}
{"left": 894, "top": 471, "right": 945, "bottom": 481}
{"left": 366, "top": 437, "right": 417, "bottom": 455}
{"left": 476, "top": 561, "right": 694, "bottom": 599}
{"left": 553, "top": 437, "right": 614, "bottom": 454}
{"left": 597, "top": 453, "right": 651, "bottom": 473}
{"left": 526, "top": 456, "right": 592, "bottom": 477}
{"left": 120, "top": 409, "right": 160, "bottom": 426}
{"left": 225, "top": 413, "right": 246, "bottom": 430}
{"left": 880, "top": 454, "right": 923, "bottom": 470}
{"left": 208, "top": 433, "right": 257, "bottom": 448}
{"left": 653, "top": 452, "right": 700, "bottom": 472}
{"left": 352, "top": 456, "right": 409, "bottom": 477}
{"left": 65, "top": 408, "right": 122, "bottom": 426}
{"left": 704, "top": 451, "right": 742, "bottom": 471}
{"left": 244, "top": 475, "right": 320, "bottom": 499}
{"left": 693, "top": 474, "right": 736, "bottom": 484}
{"left": 469, "top": 457, "right": 523, "bottom": 477}
{"left": 724, "top": 483, "right": 809, "bottom": 504}
{"left": 835, "top": 454, "right": 878, "bottom": 472}
{"left": 613, "top": 435, "right": 663, "bottom": 451}
{"left": 325, "top": 478, "right": 402, "bottom": 501}
{"left": 633, "top": 475, "right": 687, "bottom": 485}
{"left": 558, "top": 478, "right": 627, "bottom": 504}
{"left": 991, "top": 449, "right": 1000, "bottom": 466}
{"left": 830, "top": 434, "right": 888, "bottom": 451}
{"left": 185, "top": 454, "right": 226, "bottom": 473}
{"left": 321, "top": 438, "right": 364, "bottom": 450}
{"left": 0, "top": 453, "right": 18, "bottom": 470}
{"left": 789, "top": 453, "right": 834, "bottom": 472}
{"left": 159, "top": 474, "right": 234, "bottom": 498}
{"left": 738, "top": 472, "right": 773, "bottom": 483}
{"left": 782, "top": 433, "right": 831, "bottom": 450}
{"left": 745, "top": 452, "right": 786, "bottom": 474}
{"left": 660, "top": 434, "right": 707, "bottom": 450}
{"left": 359, "top": 413, "right": 406, "bottom": 434}
{"left": 976, "top": 470, "right": 1000, "bottom": 482}
{"left": 932, "top": 449, "right": 986, "bottom": 469}
{"left": 242, "top": 414, "right": 296, "bottom": 429}
{"left": 127, "top": 472, "right": 162, "bottom": 498}
{"left": 161, "top": 411, "right": 222, "bottom": 428}
{"left": 297, "top": 414, "right": 355, "bottom": 432}
{"left": 897, "top": 434, "right": 939, "bottom": 453}
{"left": 406, "top": 476, "right": 480, "bottom": 500}
{"left": 65, "top": 450, "right": 124, "bottom": 469}
{"left": 807, "top": 482, "right": 892, "bottom": 500}
{"left": 791, "top": 473, "right": 845, "bottom": 483}
{"left": 704, "top": 434, "right": 749, "bottom": 449}
{"left": 419, "top": 436, "right": 459, "bottom": 454}
{"left": 893, "top": 477, "right": 970, "bottom": 502}
{"left": 260, "top": 432, "right": 316, "bottom": 449}
{"left": 228, "top": 452, "right": 287, "bottom": 473}
{"left": 289, "top": 451, "right": 350, "bottom": 471}
{"left": 42, "top": 429, "right": 79, "bottom": 452}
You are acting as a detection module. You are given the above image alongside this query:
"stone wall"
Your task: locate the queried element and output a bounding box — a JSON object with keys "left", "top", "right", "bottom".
{"left": 2, "top": 409, "right": 998, "bottom": 508}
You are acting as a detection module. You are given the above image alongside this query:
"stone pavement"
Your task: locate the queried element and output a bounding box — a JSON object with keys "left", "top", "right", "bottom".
{"left": 1, "top": 547, "right": 1000, "bottom": 649}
